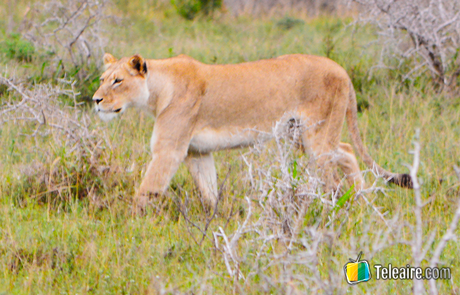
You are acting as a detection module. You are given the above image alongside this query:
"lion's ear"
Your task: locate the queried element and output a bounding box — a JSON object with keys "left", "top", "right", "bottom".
{"left": 103, "top": 53, "right": 117, "bottom": 69}
{"left": 128, "top": 54, "right": 148, "bottom": 76}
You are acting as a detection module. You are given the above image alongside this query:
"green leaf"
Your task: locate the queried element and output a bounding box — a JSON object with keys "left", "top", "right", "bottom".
{"left": 333, "top": 184, "right": 354, "bottom": 212}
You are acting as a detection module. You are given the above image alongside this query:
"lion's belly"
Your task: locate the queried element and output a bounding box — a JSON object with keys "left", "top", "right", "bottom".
{"left": 189, "top": 128, "right": 267, "bottom": 153}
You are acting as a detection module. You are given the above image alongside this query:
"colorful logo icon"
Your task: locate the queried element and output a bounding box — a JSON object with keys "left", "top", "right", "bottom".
{"left": 343, "top": 252, "right": 371, "bottom": 285}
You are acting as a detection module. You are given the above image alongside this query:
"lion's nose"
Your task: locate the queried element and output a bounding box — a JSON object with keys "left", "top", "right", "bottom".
{"left": 93, "top": 97, "right": 103, "bottom": 104}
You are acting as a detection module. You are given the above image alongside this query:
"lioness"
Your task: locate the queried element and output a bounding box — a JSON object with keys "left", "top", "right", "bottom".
{"left": 93, "top": 53, "right": 412, "bottom": 207}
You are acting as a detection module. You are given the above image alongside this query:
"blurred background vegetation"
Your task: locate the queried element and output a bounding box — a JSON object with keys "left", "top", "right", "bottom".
{"left": 0, "top": 0, "right": 459, "bottom": 294}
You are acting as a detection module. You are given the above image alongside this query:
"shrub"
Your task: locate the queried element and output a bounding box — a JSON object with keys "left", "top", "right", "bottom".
{"left": 0, "top": 75, "right": 126, "bottom": 210}
{"left": 23, "top": 0, "right": 113, "bottom": 81}
{"left": 276, "top": 16, "right": 305, "bottom": 30}
{"left": 0, "top": 33, "right": 35, "bottom": 62}
{"left": 172, "top": 0, "right": 222, "bottom": 20}
{"left": 352, "top": 0, "right": 460, "bottom": 93}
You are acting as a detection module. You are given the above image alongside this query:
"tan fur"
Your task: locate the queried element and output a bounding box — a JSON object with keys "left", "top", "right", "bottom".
{"left": 93, "top": 53, "right": 411, "bottom": 208}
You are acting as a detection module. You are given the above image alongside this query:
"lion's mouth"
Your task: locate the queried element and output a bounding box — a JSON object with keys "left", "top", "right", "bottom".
{"left": 113, "top": 108, "right": 122, "bottom": 113}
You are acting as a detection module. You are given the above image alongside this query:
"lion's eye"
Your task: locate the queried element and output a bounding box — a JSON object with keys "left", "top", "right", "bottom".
{"left": 113, "top": 78, "right": 123, "bottom": 85}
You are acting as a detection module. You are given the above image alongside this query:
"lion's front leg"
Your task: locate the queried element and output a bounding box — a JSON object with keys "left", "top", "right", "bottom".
{"left": 135, "top": 117, "right": 195, "bottom": 210}
{"left": 133, "top": 88, "right": 201, "bottom": 211}
{"left": 136, "top": 145, "right": 189, "bottom": 211}
{"left": 137, "top": 148, "right": 187, "bottom": 204}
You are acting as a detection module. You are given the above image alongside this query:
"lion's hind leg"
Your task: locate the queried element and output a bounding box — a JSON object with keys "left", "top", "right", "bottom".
{"left": 185, "top": 152, "right": 219, "bottom": 208}
{"left": 337, "top": 142, "right": 365, "bottom": 190}
{"left": 300, "top": 134, "right": 340, "bottom": 193}
{"left": 300, "top": 137, "right": 364, "bottom": 193}
{"left": 299, "top": 115, "right": 346, "bottom": 193}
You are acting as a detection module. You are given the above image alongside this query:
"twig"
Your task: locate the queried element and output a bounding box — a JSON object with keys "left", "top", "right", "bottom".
{"left": 429, "top": 166, "right": 460, "bottom": 295}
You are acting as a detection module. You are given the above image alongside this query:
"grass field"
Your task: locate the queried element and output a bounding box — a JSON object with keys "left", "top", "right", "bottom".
{"left": 1, "top": 1, "right": 460, "bottom": 294}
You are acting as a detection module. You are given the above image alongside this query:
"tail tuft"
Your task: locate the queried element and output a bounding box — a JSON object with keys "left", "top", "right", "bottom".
{"left": 388, "top": 174, "right": 413, "bottom": 189}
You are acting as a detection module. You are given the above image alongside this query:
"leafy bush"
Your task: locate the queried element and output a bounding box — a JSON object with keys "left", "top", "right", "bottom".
{"left": 172, "top": 0, "right": 222, "bottom": 20}
{"left": 0, "top": 33, "right": 35, "bottom": 62}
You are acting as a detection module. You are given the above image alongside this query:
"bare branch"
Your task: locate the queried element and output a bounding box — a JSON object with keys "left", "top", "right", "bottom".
{"left": 352, "top": 0, "right": 460, "bottom": 91}
{"left": 23, "top": 0, "right": 114, "bottom": 79}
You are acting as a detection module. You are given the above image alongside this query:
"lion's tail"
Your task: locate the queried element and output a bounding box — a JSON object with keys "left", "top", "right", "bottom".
{"left": 346, "top": 81, "right": 413, "bottom": 188}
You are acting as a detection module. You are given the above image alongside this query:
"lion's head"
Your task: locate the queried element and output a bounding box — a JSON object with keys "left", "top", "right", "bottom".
{"left": 92, "top": 53, "right": 150, "bottom": 121}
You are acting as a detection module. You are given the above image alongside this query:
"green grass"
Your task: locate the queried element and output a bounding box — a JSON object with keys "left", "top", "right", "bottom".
{"left": 1, "top": 2, "right": 460, "bottom": 294}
